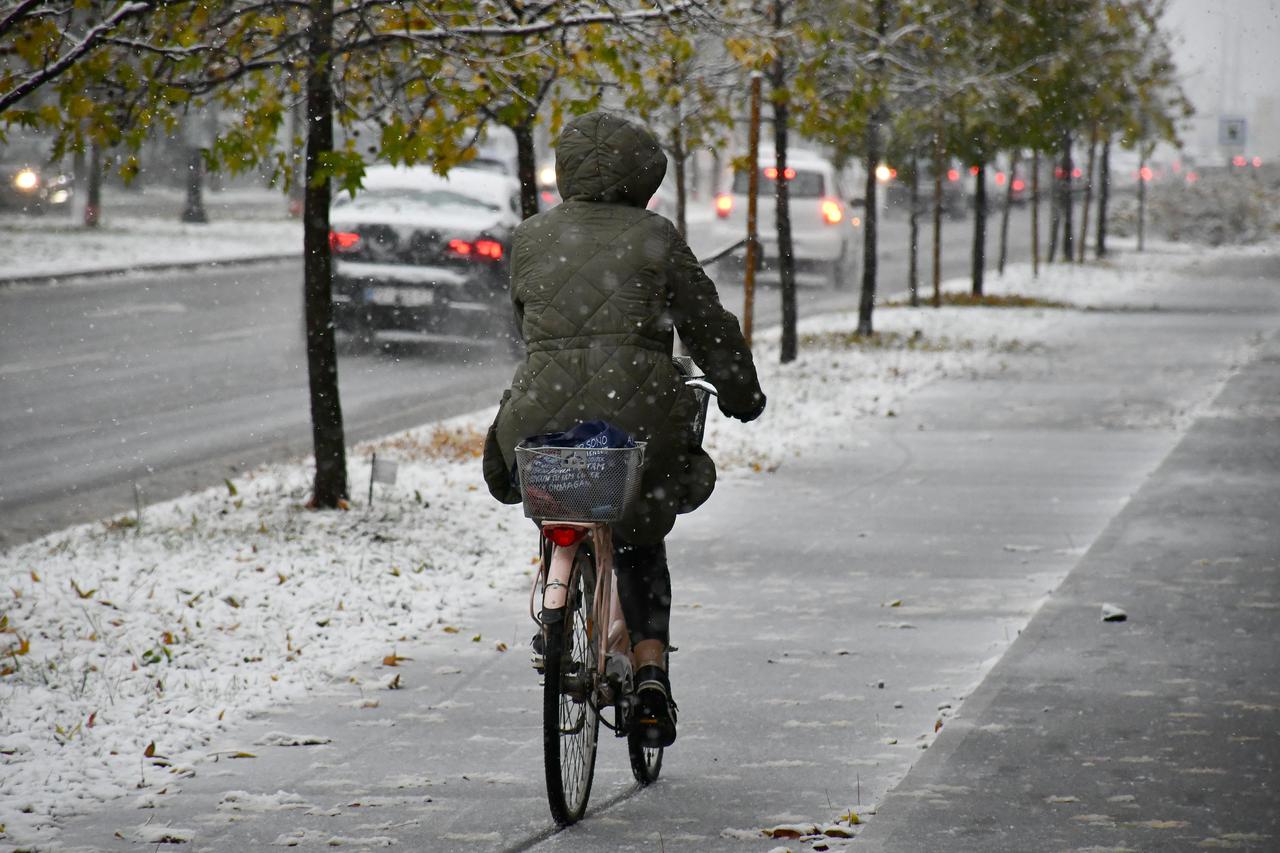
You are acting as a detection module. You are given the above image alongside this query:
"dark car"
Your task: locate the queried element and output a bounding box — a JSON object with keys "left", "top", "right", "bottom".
{"left": 328, "top": 165, "right": 523, "bottom": 350}
{"left": 1, "top": 138, "right": 73, "bottom": 215}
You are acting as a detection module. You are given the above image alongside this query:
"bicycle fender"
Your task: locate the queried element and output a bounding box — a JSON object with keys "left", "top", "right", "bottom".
{"left": 543, "top": 542, "right": 581, "bottom": 611}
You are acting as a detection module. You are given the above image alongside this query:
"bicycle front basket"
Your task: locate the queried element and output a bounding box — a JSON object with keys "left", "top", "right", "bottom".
{"left": 515, "top": 442, "right": 646, "bottom": 522}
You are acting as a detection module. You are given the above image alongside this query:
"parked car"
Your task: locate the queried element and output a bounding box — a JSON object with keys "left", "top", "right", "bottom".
{"left": 0, "top": 137, "right": 72, "bottom": 215}
{"left": 709, "top": 147, "right": 859, "bottom": 288}
{"left": 328, "top": 165, "right": 523, "bottom": 350}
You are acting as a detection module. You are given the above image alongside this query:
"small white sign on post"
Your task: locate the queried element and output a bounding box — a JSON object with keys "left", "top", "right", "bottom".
{"left": 368, "top": 453, "right": 399, "bottom": 507}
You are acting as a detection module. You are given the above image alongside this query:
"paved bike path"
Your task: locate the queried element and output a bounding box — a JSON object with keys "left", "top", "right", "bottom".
{"left": 855, "top": 335, "right": 1280, "bottom": 852}
{"left": 47, "top": 248, "right": 1279, "bottom": 852}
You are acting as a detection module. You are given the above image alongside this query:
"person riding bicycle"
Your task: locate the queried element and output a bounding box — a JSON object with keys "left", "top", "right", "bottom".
{"left": 483, "top": 110, "right": 765, "bottom": 748}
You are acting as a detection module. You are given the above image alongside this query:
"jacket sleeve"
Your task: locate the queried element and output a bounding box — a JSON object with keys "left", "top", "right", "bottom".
{"left": 665, "top": 224, "right": 766, "bottom": 420}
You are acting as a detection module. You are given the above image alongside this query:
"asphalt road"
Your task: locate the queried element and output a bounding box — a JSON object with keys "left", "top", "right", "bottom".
{"left": 0, "top": 206, "right": 1034, "bottom": 548}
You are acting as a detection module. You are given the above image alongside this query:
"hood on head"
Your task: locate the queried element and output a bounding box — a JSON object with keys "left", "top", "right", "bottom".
{"left": 555, "top": 111, "right": 667, "bottom": 207}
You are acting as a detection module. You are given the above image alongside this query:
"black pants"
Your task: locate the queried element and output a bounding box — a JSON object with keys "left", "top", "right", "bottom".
{"left": 613, "top": 537, "right": 670, "bottom": 647}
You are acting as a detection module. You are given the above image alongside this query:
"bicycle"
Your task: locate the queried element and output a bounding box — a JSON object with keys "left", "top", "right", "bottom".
{"left": 516, "top": 367, "right": 715, "bottom": 826}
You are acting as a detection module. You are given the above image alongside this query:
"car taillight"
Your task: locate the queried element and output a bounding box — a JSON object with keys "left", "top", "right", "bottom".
{"left": 763, "top": 166, "right": 796, "bottom": 180}
{"left": 542, "top": 525, "right": 589, "bottom": 547}
{"left": 1012, "top": 178, "right": 1025, "bottom": 192}
{"left": 329, "top": 230, "right": 360, "bottom": 253}
{"left": 715, "top": 193, "right": 733, "bottom": 218}
{"left": 820, "top": 197, "right": 843, "bottom": 225}
{"left": 448, "top": 238, "right": 503, "bottom": 260}
{"left": 947, "top": 169, "right": 960, "bottom": 182}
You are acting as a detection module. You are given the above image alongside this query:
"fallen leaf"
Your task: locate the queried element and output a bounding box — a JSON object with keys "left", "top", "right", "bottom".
{"left": 224, "top": 478, "right": 238, "bottom": 497}
{"left": 441, "top": 626, "right": 460, "bottom": 634}
{"left": 935, "top": 719, "right": 943, "bottom": 732}
{"left": 144, "top": 742, "right": 156, "bottom": 758}
{"left": 382, "top": 653, "right": 411, "bottom": 666}
{"left": 388, "top": 673, "right": 402, "bottom": 690}
{"left": 495, "top": 642, "right": 508, "bottom": 652}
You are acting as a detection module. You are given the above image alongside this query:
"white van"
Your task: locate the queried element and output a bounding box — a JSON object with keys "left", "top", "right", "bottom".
{"left": 708, "top": 147, "right": 860, "bottom": 288}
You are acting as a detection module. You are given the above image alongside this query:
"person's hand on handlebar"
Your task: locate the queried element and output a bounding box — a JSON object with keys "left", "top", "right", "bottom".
{"left": 721, "top": 391, "right": 766, "bottom": 423}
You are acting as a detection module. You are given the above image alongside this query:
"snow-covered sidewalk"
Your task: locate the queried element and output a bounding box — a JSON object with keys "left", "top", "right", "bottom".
{"left": 0, "top": 243, "right": 1242, "bottom": 848}
{"left": 1, "top": 187, "right": 300, "bottom": 281}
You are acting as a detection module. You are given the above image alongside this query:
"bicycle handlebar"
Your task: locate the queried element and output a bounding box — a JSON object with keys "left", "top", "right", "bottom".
{"left": 683, "top": 377, "right": 718, "bottom": 397}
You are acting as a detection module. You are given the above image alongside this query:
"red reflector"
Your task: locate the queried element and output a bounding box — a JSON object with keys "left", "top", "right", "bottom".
{"left": 542, "top": 526, "right": 589, "bottom": 547}
{"left": 475, "top": 239, "right": 504, "bottom": 259}
{"left": 448, "top": 238, "right": 473, "bottom": 256}
{"left": 714, "top": 193, "right": 733, "bottom": 218}
{"left": 329, "top": 231, "right": 360, "bottom": 252}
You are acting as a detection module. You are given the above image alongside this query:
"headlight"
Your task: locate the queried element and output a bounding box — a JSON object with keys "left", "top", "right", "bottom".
{"left": 13, "top": 169, "right": 39, "bottom": 191}
{"left": 538, "top": 166, "right": 556, "bottom": 186}
{"left": 50, "top": 189, "right": 71, "bottom": 204}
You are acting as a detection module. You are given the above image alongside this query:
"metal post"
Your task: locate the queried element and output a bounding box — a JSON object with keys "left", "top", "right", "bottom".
{"left": 742, "top": 72, "right": 762, "bottom": 349}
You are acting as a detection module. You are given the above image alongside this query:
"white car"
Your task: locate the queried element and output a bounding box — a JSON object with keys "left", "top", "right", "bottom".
{"left": 328, "top": 165, "right": 523, "bottom": 348}
{"left": 709, "top": 147, "right": 860, "bottom": 288}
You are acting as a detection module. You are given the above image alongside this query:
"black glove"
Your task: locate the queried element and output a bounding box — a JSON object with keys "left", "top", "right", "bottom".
{"left": 722, "top": 392, "right": 766, "bottom": 423}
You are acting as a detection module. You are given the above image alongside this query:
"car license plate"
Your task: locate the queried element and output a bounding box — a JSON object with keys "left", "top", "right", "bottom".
{"left": 364, "top": 286, "right": 436, "bottom": 307}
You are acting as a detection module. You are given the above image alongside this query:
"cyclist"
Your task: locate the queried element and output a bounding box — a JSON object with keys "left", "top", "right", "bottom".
{"left": 483, "top": 110, "right": 765, "bottom": 748}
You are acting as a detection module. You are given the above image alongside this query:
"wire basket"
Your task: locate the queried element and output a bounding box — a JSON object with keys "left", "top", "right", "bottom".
{"left": 515, "top": 442, "right": 646, "bottom": 522}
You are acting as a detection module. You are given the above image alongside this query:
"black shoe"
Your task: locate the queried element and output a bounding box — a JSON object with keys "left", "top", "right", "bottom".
{"left": 633, "top": 665, "right": 677, "bottom": 748}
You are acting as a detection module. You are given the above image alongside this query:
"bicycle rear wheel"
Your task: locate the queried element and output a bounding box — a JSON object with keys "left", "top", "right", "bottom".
{"left": 542, "top": 549, "right": 600, "bottom": 825}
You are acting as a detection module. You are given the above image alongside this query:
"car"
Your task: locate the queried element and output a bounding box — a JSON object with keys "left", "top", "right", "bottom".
{"left": 0, "top": 135, "right": 73, "bottom": 215}
{"left": 883, "top": 162, "right": 968, "bottom": 219}
{"left": 328, "top": 164, "right": 523, "bottom": 350}
{"left": 709, "top": 147, "right": 859, "bottom": 288}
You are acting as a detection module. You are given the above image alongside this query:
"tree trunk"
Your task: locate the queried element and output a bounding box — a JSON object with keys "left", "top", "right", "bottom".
{"left": 1078, "top": 125, "right": 1097, "bottom": 262}
{"left": 932, "top": 133, "right": 943, "bottom": 306}
{"left": 971, "top": 159, "right": 987, "bottom": 296}
{"left": 997, "top": 149, "right": 1018, "bottom": 275}
{"left": 1047, "top": 153, "right": 1059, "bottom": 263}
{"left": 181, "top": 145, "right": 208, "bottom": 223}
{"left": 302, "top": 0, "right": 348, "bottom": 507}
{"left": 513, "top": 123, "right": 539, "bottom": 220}
{"left": 907, "top": 153, "right": 919, "bottom": 307}
{"left": 84, "top": 142, "right": 102, "bottom": 228}
{"left": 1059, "top": 131, "right": 1074, "bottom": 262}
{"left": 671, "top": 123, "right": 687, "bottom": 238}
{"left": 858, "top": 113, "right": 880, "bottom": 336}
{"left": 772, "top": 48, "right": 797, "bottom": 364}
{"left": 1096, "top": 135, "right": 1111, "bottom": 258}
{"left": 1030, "top": 149, "right": 1040, "bottom": 277}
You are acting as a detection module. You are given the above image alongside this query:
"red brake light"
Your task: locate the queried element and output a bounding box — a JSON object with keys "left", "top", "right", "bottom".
{"left": 947, "top": 169, "right": 960, "bottom": 182}
{"left": 994, "top": 171, "right": 1007, "bottom": 185}
{"left": 1232, "top": 155, "right": 1247, "bottom": 167}
{"left": 764, "top": 166, "right": 778, "bottom": 180}
{"left": 1252, "top": 156, "right": 1262, "bottom": 168}
{"left": 448, "top": 238, "right": 473, "bottom": 257}
{"left": 542, "top": 525, "right": 589, "bottom": 547}
{"left": 820, "top": 197, "right": 843, "bottom": 225}
{"left": 969, "top": 165, "right": 980, "bottom": 176}
{"left": 329, "top": 231, "right": 360, "bottom": 252}
{"left": 715, "top": 193, "right": 733, "bottom": 218}
{"left": 475, "top": 239, "right": 503, "bottom": 260}
{"left": 1139, "top": 166, "right": 1153, "bottom": 182}
{"left": 1012, "top": 178, "right": 1025, "bottom": 192}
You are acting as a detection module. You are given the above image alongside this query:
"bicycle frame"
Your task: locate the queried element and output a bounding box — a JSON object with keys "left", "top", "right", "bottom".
{"left": 531, "top": 521, "right": 632, "bottom": 708}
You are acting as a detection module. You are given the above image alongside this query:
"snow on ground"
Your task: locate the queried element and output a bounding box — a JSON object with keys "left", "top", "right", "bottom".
{"left": 2, "top": 206, "right": 299, "bottom": 280}
{"left": 0, "top": 245, "right": 1241, "bottom": 848}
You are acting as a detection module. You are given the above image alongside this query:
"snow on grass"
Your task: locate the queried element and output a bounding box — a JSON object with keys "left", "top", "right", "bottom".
{"left": 1, "top": 213, "right": 300, "bottom": 279}
{"left": 0, "top": 246, "right": 1204, "bottom": 847}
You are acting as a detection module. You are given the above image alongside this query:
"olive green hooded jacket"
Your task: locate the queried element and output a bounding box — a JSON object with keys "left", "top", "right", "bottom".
{"left": 482, "top": 111, "right": 764, "bottom": 544}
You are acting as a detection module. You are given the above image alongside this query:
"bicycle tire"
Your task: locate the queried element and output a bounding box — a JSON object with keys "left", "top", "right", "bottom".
{"left": 542, "top": 549, "right": 600, "bottom": 825}
{"left": 627, "top": 731, "right": 663, "bottom": 785}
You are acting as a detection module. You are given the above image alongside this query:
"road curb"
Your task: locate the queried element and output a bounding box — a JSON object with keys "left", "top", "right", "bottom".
{"left": 0, "top": 253, "right": 299, "bottom": 287}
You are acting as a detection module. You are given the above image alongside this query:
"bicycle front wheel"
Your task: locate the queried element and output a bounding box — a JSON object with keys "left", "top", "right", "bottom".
{"left": 627, "top": 732, "right": 663, "bottom": 785}
{"left": 542, "top": 551, "right": 600, "bottom": 825}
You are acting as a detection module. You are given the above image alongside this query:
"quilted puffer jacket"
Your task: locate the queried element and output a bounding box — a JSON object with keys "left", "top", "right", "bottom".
{"left": 482, "top": 111, "right": 765, "bottom": 545}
